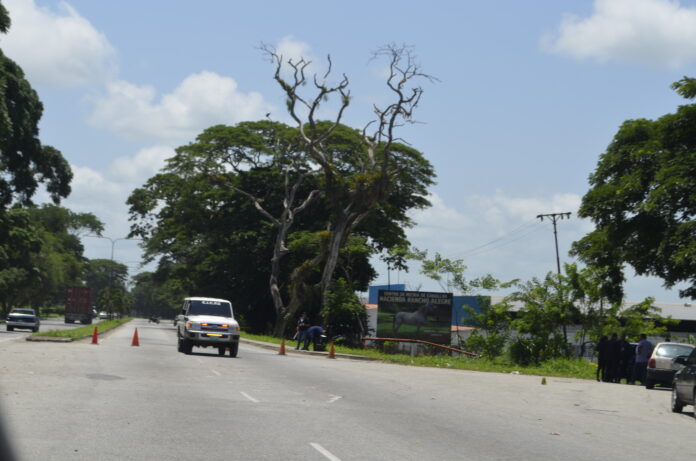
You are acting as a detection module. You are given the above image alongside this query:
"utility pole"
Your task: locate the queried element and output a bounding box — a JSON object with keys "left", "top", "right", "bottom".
{"left": 536, "top": 212, "right": 572, "bottom": 276}
{"left": 537, "top": 212, "right": 572, "bottom": 350}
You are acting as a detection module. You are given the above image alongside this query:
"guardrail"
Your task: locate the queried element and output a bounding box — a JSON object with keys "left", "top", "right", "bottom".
{"left": 362, "top": 336, "right": 477, "bottom": 357}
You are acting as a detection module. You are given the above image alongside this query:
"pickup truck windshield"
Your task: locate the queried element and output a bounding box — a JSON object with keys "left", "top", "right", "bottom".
{"left": 188, "top": 300, "right": 232, "bottom": 317}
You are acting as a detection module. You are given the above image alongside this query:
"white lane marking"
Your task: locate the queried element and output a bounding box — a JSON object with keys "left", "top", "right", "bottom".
{"left": 240, "top": 391, "right": 259, "bottom": 403}
{"left": 310, "top": 443, "right": 341, "bottom": 461}
{"left": 211, "top": 369, "right": 221, "bottom": 376}
{"left": 327, "top": 395, "right": 342, "bottom": 403}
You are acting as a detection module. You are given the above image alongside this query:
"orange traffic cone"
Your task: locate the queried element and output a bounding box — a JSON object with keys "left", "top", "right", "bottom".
{"left": 327, "top": 342, "right": 336, "bottom": 359}
{"left": 90, "top": 327, "right": 98, "bottom": 345}
{"left": 278, "top": 338, "right": 286, "bottom": 355}
{"left": 131, "top": 328, "right": 140, "bottom": 347}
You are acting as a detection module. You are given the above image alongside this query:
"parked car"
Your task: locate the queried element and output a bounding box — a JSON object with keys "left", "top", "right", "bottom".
{"left": 645, "top": 342, "right": 695, "bottom": 389}
{"left": 6, "top": 308, "right": 40, "bottom": 332}
{"left": 671, "top": 348, "right": 696, "bottom": 416}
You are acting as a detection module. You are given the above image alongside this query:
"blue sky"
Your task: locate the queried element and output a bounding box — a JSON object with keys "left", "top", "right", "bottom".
{"left": 3, "top": 0, "right": 696, "bottom": 302}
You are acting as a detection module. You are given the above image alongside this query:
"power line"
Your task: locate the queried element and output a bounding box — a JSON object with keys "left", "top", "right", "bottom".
{"left": 456, "top": 219, "right": 543, "bottom": 258}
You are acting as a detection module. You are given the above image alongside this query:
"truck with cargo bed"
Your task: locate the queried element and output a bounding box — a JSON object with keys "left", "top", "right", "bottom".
{"left": 65, "top": 286, "right": 93, "bottom": 324}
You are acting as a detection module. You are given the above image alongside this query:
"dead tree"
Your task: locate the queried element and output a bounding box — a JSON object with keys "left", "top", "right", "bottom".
{"left": 265, "top": 44, "right": 435, "bottom": 336}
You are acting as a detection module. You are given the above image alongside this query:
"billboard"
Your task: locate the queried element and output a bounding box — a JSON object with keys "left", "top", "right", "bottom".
{"left": 377, "top": 290, "right": 453, "bottom": 345}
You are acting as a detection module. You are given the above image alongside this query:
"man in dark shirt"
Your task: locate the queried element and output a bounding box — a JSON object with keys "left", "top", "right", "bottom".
{"left": 303, "top": 325, "right": 325, "bottom": 351}
{"left": 605, "top": 333, "right": 622, "bottom": 382}
{"left": 296, "top": 312, "right": 310, "bottom": 350}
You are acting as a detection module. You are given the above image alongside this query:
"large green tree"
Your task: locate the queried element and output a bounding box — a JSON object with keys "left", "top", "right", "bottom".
{"left": 573, "top": 78, "right": 696, "bottom": 300}
{"left": 0, "top": 4, "right": 71, "bottom": 208}
{"left": 83, "top": 258, "right": 129, "bottom": 312}
{"left": 127, "top": 120, "right": 424, "bottom": 332}
{"left": 0, "top": 205, "right": 101, "bottom": 314}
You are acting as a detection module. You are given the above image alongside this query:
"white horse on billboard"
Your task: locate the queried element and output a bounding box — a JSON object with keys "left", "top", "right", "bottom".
{"left": 392, "top": 303, "right": 436, "bottom": 336}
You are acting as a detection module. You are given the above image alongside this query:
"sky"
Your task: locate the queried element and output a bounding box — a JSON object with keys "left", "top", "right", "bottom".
{"left": 2, "top": 0, "right": 696, "bottom": 302}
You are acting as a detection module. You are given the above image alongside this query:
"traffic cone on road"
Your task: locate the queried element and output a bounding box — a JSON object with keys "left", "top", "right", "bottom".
{"left": 278, "top": 339, "right": 286, "bottom": 355}
{"left": 327, "top": 342, "right": 336, "bottom": 359}
{"left": 90, "top": 327, "right": 98, "bottom": 345}
{"left": 131, "top": 328, "right": 140, "bottom": 347}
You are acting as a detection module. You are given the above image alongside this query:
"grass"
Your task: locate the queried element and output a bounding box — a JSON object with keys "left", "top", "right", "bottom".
{"left": 240, "top": 331, "right": 597, "bottom": 380}
{"left": 32, "top": 318, "right": 133, "bottom": 339}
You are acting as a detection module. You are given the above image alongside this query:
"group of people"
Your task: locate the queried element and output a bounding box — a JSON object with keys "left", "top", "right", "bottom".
{"left": 295, "top": 312, "right": 325, "bottom": 351}
{"left": 596, "top": 333, "right": 654, "bottom": 385}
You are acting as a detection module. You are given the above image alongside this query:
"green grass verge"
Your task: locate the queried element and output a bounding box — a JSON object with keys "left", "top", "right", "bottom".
{"left": 33, "top": 318, "right": 133, "bottom": 338}
{"left": 240, "top": 331, "right": 597, "bottom": 380}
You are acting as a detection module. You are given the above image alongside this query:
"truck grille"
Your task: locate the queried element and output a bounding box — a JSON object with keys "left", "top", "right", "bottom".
{"left": 201, "top": 324, "right": 227, "bottom": 332}
{"left": 10, "top": 317, "right": 34, "bottom": 323}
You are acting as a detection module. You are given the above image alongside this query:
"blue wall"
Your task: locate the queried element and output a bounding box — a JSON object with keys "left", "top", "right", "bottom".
{"left": 452, "top": 296, "right": 488, "bottom": 327}
{"left": 368, "top": 284, "right": 405, "bottom": 304}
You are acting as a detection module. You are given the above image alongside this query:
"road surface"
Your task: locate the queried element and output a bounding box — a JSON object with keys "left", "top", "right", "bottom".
{"left": 1, "top": 319, "right": 695, "bottom": 460}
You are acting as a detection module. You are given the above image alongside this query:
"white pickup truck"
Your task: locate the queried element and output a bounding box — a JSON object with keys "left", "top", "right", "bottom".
{"left": 176, "top": 297, "right": 241, "bottom": 357}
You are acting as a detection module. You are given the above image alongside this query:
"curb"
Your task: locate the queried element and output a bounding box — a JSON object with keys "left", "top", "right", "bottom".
{"left": 26, "top": 336, "right": 73, "bottom": 342}
{"left": 240, "top": 338, "right": 379, "bottom": 361}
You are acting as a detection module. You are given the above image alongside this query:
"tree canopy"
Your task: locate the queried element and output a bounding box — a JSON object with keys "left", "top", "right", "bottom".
{"left": 572, "top": 77, "right": 696, "bottom": 299}
{"left": 127, "top": 120, "right": 434, "bottom": 331}
{"left": 0, "top": 5, "right": 71, "bottom": 208}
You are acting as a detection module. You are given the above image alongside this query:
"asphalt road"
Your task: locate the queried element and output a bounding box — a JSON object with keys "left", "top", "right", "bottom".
{"left": 0, "top": 317, "right": 102, "bottom": 343}
{"left": 1, "top": 319, "right": 695, "bottom": 460}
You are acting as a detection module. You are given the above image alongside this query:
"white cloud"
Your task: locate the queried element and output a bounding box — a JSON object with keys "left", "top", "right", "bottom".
{"left": 88, "top": 72, "right": 273, "bottom": 143}
{"left": 390, "top": 191, "right": 588, "bottom": 291}
{"left": 543, "top": 0, "right": 696, "bottom": 69}
{"left": 276, "top": 35, "right": 315, "bottom": 65}
{"left": 109, "top": 145, "right": 173, "bottom": 185}
{"left": 63, "top": 147, "right": 173, "bottom": 272}
{"left": 1, "top": 0, "right": 116, "bottom": 87}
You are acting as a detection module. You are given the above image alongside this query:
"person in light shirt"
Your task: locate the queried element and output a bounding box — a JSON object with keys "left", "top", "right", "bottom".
{"left": 632, "top": 333, "right": 654, "bottom": 385}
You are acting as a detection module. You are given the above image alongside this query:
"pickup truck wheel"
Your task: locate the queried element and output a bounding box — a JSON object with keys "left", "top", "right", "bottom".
{"left": 671, "top": 386, "right": 684, "bottom": 413}
{"left": 183, "top": 340, "right": 193, "bottom": 355}
{"left": 177, "top": 337, "right": 184, "bottom": 353}
{"left": 229, "top": 342, "right": 239, "bottom": 358}
{"left": 218, "top": 347, "right": 226, "bottom": 356}
{"left": 6, "top": 326, "right": 12, "bottom": 331}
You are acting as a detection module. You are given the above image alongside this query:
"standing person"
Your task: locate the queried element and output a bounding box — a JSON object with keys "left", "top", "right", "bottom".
{"left": 633, "top": 333, "right": 654, "bottom": 385}
{"left": 596, "top": 336, "right": 608, "bottom": 382}
{"left": 619, "top": 335, "right": 634, "bottom": 383}
{"left": 606, "top": 333, "right": 622, "bottom": 382}
{"left": 295, "top": 312, "right": 310, "bottom": 350}
{"left": 303, "top": 325, "right": 325, "bottom": 351}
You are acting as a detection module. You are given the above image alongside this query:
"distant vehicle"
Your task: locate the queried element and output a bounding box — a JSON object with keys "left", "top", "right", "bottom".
{"left": 6, "top": 308, "right": 40, "bottom": 332}
{"left": 646, "top": 342, "right": 695, "bottom": 389}
{"left": 65, "top": 286, "right": 93, "bottom": 324}
{"left": 176, "top": 297, "right": 240, "bottom": 357}
{"left": 670, "top": 348, "right": 696, "bottom": 416}
{"left": 99, "top": 311, "right": 109, "bottom": 319}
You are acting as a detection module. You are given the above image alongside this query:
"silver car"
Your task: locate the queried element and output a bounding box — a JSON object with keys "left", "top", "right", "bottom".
{"left": 6, "top": 308, "right": 40, "bottom": 332}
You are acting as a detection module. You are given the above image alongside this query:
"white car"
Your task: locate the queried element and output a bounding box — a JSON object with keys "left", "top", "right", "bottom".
{"left": 176, "top": 297, "right": 241, "bottom": 357}
{"left": 6, "top": 308, "right": 40, "bottom": 332}
{"left": 646, "top": 342, "right": 695, "bottom": 389}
